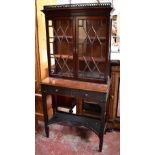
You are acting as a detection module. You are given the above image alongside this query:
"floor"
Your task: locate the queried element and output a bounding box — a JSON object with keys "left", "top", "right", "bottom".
{"left": 35, "top": 121, "right": 120, "bottom": 155}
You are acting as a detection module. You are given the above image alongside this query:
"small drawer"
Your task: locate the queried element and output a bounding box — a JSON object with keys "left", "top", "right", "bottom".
{"left": 71, "top": 89, "right": 106, "bottom": 101}
{"left": 42, "top": 85, "right": 72, "bottom": 96}
{"left": 54, "top": 88, "right": 59, "bottom": 93}
{"left": 53, "top": 87, "right": 72, "bottom": 96}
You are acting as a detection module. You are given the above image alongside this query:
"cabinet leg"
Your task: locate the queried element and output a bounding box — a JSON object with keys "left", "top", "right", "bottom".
{"left": 42, "top": 92, "right": 49, "bottom": 138}
{"left": 99, "top": 137, "right": 103, "bottom": 152}
{"left": 45, "top": 125, "right": 49, "bottom": 137}
{"left": 35, "top": 117, "right": 38, "bottom": 130}
{"left": 98, "top": 100, "right": 106, "bottom": 152}
{"left": 99, "top": 128, "right": 104, "bottom": 152}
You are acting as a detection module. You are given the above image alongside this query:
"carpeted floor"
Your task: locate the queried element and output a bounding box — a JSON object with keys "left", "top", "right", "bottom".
{"left": 35, "top": 121, "right": 120, "bottom": 155}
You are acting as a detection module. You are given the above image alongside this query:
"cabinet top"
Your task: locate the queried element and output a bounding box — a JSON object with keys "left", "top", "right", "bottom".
{"left": 44, "top": 3, "right": 113, "bottom": 10}
{"left": 41, "top": 77, "right": 110, "bottom": 93}
{"left": 42, "top": 3, "right": 113, "bottom": 16}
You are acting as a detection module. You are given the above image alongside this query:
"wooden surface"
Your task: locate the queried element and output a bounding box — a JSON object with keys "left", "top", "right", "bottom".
{"left": 41, "top": 77, "right": 110, "bottom": 93}
{"left": 35, "top": 0, "right": 56, "bottom": 127}
{"left": 109, "top": 64, "right": 120, "bottom": 119}
{"left": 35, "top": 1, "right": 41, "bottom": 92}
{"left": 106, "top": 61, "right": 120, "bottom": 130}
{"left": 35, "top": 94, "right": 53, "bottom": 120}
{"left": 36, "top": 0, "right": 56, "bottom": 80}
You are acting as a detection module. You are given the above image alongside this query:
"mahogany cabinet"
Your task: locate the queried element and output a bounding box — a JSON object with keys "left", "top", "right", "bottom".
{"left": 39, "top": 3, "right": 114, "bottom": 152}
{"left": 41, "top": 3, "right": 114, "bottom": 120}
{"left": 42, "top": 3, "right": 113, "bottom": 84}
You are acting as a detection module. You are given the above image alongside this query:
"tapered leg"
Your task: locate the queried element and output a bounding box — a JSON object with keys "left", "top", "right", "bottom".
{"left": 98, "top": 100, "right": 106, "bottom": 152}
{"left": 45, "top": 126, "right": 49, "bottom": 137}
{"left": 99, "top": 124, "right": 104, "bottom": 152}
{"left": 42, "top": 91, "right": 49, "bottom": 137}
{"left": 99, "top": 137, "right": 103, "bottom": 152}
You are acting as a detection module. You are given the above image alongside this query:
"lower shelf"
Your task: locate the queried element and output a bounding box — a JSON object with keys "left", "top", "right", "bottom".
{"left": 48, "top": 111, "right": 104, "bottom": 136}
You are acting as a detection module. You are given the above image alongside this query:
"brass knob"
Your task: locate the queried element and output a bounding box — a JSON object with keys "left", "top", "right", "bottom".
{"left": 111, "top": 95, "right": 114, "bottom": 99}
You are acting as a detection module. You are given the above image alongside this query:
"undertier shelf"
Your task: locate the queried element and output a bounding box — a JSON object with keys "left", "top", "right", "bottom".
{"left": 48, "top": 111, "right": 103, "bottom": 136}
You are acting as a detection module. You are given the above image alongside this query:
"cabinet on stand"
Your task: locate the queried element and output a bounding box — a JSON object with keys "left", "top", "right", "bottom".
{"left": 40, "top": 3, "right": 113, "bottom": 152}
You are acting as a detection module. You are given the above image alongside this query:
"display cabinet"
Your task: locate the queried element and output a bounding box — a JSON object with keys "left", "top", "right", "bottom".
{"left": 43, "top": 3, "right": 113, "bottom": 83}
{"left": 41, "top": 3, "right": 113, "bottom": 152}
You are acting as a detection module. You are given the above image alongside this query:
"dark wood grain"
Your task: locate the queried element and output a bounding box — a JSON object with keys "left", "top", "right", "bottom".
{"left": 41, "top": 77, "right": 110, "bottom": 93}
{"left": 41, "top": 3, "right": 113, "bottom": 152}
{"left": 43, "top": 3, "right": 112, "bottom": 83}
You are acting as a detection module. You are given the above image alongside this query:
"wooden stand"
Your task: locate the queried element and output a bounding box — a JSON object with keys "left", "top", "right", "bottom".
{"left": 41, "top": 77, "right": 110, "bottom": 152}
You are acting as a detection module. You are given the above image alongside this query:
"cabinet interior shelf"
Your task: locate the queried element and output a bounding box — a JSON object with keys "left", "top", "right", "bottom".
{"left": 49, "top": 36, "right": 73, "bottom": 39}
{"left": 79, "top": 36, "right": 106, "bottom": 40}
{"left": 50, "top": 54, "right": 105, "bottom": 62}
{"left": 50, "top": 54, "right": 73, "bottom": 59}
{"left": 49, "top": 36, "right": 106, "bottom": 40}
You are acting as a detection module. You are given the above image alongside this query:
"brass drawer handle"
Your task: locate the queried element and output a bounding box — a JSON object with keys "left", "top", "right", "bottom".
{"left": 85, "top": 93, "right": 88, "bottom": 97}
{"left": 55, "top": 89, "right": 59, "bottom": 92}
{"left": 110, "top": 95, "right": 114, "bottom": 99}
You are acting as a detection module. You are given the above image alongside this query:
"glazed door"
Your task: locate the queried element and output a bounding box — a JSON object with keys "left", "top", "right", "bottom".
{"left": 46, "top": 17, "right": 76, "bottom": 78}
{"left": 76, "top": 17, "right": 109, "bottom": 82}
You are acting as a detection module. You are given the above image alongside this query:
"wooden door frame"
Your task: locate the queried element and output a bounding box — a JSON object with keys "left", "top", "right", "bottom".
{"left": 35, "top": 0, "right": 41, "bottom": 93}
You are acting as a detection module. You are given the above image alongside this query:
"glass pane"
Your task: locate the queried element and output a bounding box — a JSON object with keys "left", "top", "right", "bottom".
{"left": 48, "top": 20, "right": 53, "bottom": 26}
{"left": 49, "top": 27, "right": 53, "bottom": 37}
{"left": 78, "top": 19, "right": 107, "bottom": 80}
{"left": 50, "top": 42, "right": 54, "bottom": 54}
{"left": 48, "top": 19, "right": 74, "bottom": 77}
{"left": 111, "top": 14, "right": 120, "bottom": 53}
